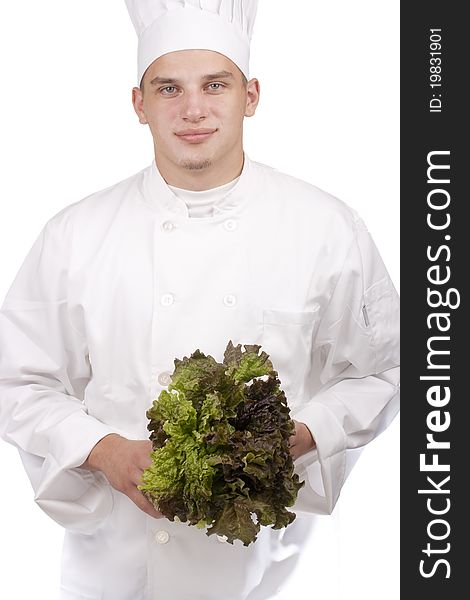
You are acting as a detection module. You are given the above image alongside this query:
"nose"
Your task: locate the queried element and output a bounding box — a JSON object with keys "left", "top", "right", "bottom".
{"left": 180, "top": 90, "right": 208, "bottom": 122}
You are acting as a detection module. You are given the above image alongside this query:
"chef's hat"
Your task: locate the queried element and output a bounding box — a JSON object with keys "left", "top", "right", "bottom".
{"left": 125, "top": 0, "right": 259, "bottom": 86}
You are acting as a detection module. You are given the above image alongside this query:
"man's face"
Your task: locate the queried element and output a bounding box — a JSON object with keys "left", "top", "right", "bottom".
{"left": 132, "top": 50, "right": 259, "bottom": 173}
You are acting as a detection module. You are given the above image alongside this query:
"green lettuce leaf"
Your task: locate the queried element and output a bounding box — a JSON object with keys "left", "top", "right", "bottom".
{"left": 139, "top": 341, "right": 305, "bottom": 546}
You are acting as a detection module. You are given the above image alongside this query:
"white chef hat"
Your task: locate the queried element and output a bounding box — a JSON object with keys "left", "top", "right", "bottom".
{"left": 125, "top": 0, "right": 259, "bottom": 86}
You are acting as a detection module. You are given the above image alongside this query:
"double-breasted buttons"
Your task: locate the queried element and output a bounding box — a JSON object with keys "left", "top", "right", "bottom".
{"left": 161, "top": 221, "right": 175, "bottom": 233}
{"left": 155, "top": 530, "right": 170, "bottom": 544}
{"left": 157, "top": 371, "right": 172, "bottom": 386}
{"left": 223, "top": 219, "right": 238, "bottom": 232}
{"left": 223, "top": 294, "right": 237, "bottom": 307}
{"left": 160, "top": 293, "right": 175, "bottom": 307}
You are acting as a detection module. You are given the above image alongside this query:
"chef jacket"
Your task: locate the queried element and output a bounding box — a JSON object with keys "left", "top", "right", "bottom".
{"left": 0, "top": 154, "right": 400, "bottom": 600}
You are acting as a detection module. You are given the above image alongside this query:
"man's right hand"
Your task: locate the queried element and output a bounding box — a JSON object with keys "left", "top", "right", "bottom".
{"left": 81, "top": 433, "right": 163, "bottom": 519}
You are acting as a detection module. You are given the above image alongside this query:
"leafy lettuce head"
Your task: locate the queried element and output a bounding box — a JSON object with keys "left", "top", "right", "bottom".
{"left": 139, "top": 341, "right": 304, "bottom": 546}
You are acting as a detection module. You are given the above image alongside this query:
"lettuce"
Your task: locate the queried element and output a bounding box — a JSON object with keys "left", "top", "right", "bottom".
{"left": 139, "top": 341, "right": 304, "bottom": 546}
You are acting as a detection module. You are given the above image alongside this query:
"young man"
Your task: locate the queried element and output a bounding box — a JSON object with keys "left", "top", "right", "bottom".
{"left": 0, "top": 2, "right": 400, "bottom": 599}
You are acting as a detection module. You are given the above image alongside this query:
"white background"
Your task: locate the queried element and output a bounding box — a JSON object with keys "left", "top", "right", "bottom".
{"left": 0, "top": 1, "right": 399, "bottom": 598}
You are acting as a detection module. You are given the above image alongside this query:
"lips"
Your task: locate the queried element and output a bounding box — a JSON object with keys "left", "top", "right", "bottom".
{"left": 175, "top": 128, "right": 217, "bottom": 143}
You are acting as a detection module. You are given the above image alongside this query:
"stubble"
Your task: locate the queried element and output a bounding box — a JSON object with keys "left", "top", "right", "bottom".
{"left": 179, "top": 158, "right": 212, "bottom": 171}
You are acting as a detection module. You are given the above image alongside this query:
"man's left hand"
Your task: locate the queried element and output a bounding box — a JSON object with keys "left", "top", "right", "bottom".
{"left": 289, "top": 420, "right": 316, "bottom": 460}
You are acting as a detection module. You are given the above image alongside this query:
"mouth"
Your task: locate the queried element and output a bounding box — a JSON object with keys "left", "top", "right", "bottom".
{"left": 175, "top": 128, "right": 217, "bottom": 144}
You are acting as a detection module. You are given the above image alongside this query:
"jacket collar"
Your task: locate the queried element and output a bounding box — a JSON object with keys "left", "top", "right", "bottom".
{"left": 143, "top": 152, "right": 253, "bottom": 219}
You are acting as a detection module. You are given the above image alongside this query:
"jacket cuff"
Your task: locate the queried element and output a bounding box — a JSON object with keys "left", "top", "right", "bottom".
{"left": 29, "top": 413, "right": 129, "bottom": 534}
{"left": 290, "top": 400, "right": 347, "bottom": 514}
{"left": 49, "top": 410, "right": 128, "bottom": 470}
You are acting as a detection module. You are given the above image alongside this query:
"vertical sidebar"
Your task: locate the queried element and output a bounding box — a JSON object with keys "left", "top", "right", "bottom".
{"left": 401, "top": 3, "right": 466, "bottom": 597}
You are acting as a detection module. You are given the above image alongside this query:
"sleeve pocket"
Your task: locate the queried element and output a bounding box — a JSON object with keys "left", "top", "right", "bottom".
{"left": 363, "top": 276, "right": 400, "bottom": 372}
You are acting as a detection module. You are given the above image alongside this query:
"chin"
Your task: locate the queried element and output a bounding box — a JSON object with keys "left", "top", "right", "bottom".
{"left": 178, "top": 151, "right": 215, "bottom": 171}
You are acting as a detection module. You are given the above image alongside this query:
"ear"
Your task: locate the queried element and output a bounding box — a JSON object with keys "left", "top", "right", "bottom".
{"left": 244, "top": 78, "right": 260, "bottom": 118}
{"left": 132, "top": 87, "right": 148, "bottom": 125}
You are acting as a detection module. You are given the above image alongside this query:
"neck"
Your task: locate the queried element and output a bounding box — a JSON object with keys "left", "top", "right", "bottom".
{"left": 155, "top": 146, "right": 244, "bottom": 191}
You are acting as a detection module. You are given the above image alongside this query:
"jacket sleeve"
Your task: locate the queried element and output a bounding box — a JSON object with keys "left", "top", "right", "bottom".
{"left": 0, "top": 214, "right": 122, "bottom": 534}
{"left": 292, "top": 213, "right": 400, "bottom": 515}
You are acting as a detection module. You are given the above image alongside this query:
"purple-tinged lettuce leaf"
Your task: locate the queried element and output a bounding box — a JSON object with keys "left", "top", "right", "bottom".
{"left": 139, "top": 341, "right": 304, "bottom": 546}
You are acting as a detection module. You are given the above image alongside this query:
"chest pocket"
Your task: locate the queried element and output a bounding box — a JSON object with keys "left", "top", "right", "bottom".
{"left": 262, "top": 308, "right": 319, "bottom": 408}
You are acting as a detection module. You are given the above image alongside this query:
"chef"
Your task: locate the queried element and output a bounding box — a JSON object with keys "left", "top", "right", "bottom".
{"left": 0, "top": 1, "right": 400, "bottom": 599}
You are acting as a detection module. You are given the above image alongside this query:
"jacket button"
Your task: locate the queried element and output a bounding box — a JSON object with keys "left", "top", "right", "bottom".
{"left": 216, "top": 535, "right": 228, "bottom": 543}
{"left": 161, "top": 221, "right": 175, "bottom": 232}
{"left": 223, "top": 294, "right": 237, "bottom": 307}
{"left": 223, "top": 219, "right": 237, "bottom": 232}
{"left": 155, "top": 530, "right": 170, "bottom": 544}
{"left": 157, "top": 371, "right": 172, "bottom": 386}
{"left": 160, "top": 293, "right": 175, "bottom": 307}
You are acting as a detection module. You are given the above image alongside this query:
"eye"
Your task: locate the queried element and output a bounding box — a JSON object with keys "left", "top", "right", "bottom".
{"left": 207, "top": 83, "right": 224, "bottom": 91}
{"left": 160, "top": 86, "right": 177, "bottom": 95}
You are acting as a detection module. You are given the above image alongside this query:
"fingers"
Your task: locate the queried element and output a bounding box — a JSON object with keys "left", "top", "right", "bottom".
{"left": 128, "top": 473, "right": 164, "bottom": 518}
{"left": 128, "top": 487, "right": 163, "bottom": 519}
{"left": 100, "top": 438, "right": 163, "bottom": 519}
{"left": 288, "top": 427, "right": 296, "bottom": 458}
{"left": 120, "top": 467, "right": 163, "bottom": 519}
{"left": 135, "top": 441, "right": 154, "bottom": 471}
{"left": 289, "top": 445, "right": 300, "bottom": 461}
{"left": 288, "top": 424, "right": 316, "bottom": 460}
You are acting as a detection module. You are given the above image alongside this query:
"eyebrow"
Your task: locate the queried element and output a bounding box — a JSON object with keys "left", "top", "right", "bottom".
{"left": 149, "top": 70, "right": 235, "bottom": 87}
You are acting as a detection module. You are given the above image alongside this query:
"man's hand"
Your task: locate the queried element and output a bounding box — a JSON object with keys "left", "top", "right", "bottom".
{"left": 289, "top": 420, "right": 316, "bottom": 461}
{"left": 81, "top": 434, "right": 163, "bottom": 519}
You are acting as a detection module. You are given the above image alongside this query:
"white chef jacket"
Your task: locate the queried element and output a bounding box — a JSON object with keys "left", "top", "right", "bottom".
{"left": 0, "top": 154, "right": 400, "bottom": 600}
